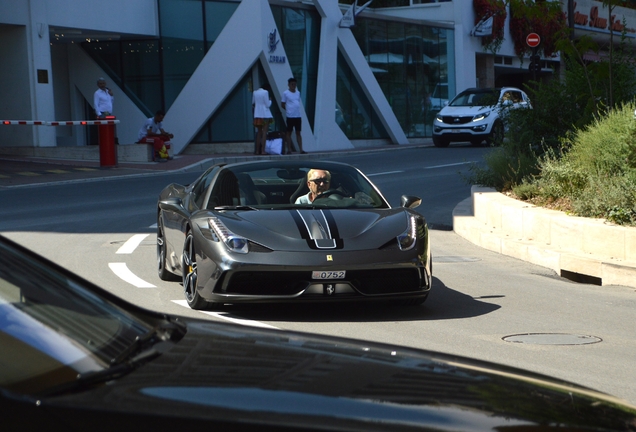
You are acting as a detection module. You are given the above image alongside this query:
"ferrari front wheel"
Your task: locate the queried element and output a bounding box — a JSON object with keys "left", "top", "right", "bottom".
{"left": 182, "top": 230, "right": 211, "bottom": 310}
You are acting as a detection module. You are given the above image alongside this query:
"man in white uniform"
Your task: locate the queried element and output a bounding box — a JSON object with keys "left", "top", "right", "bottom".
{"left": 93, "top": 78, "right": 114, "bottom": 118}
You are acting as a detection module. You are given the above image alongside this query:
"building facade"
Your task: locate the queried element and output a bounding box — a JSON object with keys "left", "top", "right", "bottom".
{"left": 1, "top": 0, "right": 635, "bottom": 155}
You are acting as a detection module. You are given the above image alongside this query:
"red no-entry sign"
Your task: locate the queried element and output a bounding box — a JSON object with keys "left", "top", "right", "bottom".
{"left": 526, "top": 33, "right": 541, "bottom": 48}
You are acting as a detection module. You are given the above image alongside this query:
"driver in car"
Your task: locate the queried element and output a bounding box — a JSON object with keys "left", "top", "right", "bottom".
{"left": 295, "top": 169, "right": 332, "bottom": 204}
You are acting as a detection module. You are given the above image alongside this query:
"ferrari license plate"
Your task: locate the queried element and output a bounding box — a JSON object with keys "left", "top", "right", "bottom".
{"left": 312, "top": 270, "right": 346, "bottom": 280}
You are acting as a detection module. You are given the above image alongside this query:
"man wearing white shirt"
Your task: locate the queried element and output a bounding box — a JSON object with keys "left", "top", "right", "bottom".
{"left": 138, "top": 110, "right": 174, "bottom": 161}
{"left": 281, "top": 77, "right": 306, "bottom": 154}
{"left": 93, "top": 78, "right": 114, "bottom": 118}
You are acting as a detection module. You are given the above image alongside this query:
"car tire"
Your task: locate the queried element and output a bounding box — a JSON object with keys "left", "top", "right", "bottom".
{"left": 487, "top": 120, "right": 504, "bottom": 146}
{"left": 182, "top": 230, "right": 214, "bottom": 310}
{"left": 157, "top": 212, "right": 180, "bottom": 281}
{"left": 432, "top": 136, "right": 450, "bottom": 148}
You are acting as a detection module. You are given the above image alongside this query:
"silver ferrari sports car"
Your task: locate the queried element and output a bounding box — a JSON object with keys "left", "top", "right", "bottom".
{"left": 157, "top": 160, "right": 431, "bottom": 310}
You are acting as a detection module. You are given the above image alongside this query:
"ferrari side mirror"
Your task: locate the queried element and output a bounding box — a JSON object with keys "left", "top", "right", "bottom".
{"left": 401, "top": 195, "right": 421, "bottom": 209}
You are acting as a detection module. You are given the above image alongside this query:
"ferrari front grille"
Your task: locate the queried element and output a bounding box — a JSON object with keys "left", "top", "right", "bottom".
{"left": 348, "top": 269, "right": 421, "bottom": 294}
{"left": 224, "top": 272, "right": 308, "bottom": 295}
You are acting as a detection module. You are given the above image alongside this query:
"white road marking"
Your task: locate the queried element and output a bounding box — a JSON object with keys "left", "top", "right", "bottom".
{"left": 368, "top": 162, "right": 474, "bottom": 177}
{"left": 425, "top": 161, "right": 476, "bottom": 169}
{"left": 116, "top": 234, "right": 150, "bottom": 254}
{"left": 172, "top": 300, "right": 279, "bottom": 329}
{"left": 367, "top": 171, "right": 402, "bottom": 177}
{"left": 109, "top": 263, "right": 156, "bottom": 288}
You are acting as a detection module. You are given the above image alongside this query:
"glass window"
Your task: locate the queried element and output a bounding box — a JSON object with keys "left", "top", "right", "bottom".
{"left": 122, "top": 41, "right": 162, "bottom": 116}
{"left": 192, "top": 166, "right": 219, "bottom": 208}
{"left": 271, "top": 5, "right": 320, "bottom": 130}
{"left": 159, "top": 0, "right": 206, "bottom": 109}
{"left": 205, "top": 1, "right": 239, "bottom": 49}
{"left": 352, "top": 17, "right": 454, "bottom": 138}
{"left": 82, "top": 42, "right": 122, "bottom": 88}
{"left": 336, "top": 50, "right": 389, "bottom": 140}
{"left": 195, "top": 73, "right": 254, "bottom": 143}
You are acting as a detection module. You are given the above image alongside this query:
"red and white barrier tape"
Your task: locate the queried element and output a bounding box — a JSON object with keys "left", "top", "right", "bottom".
{"left": 2, "top": 120, "right": 47, "bottom": 125}
{"left": 1, "top": 120, "right": 120, "bottom": 126}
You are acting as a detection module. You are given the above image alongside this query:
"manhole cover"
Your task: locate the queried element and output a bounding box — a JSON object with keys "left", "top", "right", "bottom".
{"left": 502, "top": 333, "right": 602, "bottom": 345}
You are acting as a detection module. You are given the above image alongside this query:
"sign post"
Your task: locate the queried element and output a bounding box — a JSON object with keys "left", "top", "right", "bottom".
{"left": 526, "top": 33, "right": 541, "bottom": 81}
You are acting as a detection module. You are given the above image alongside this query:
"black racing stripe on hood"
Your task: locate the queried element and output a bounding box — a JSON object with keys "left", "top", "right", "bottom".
{"left": 290, "top": 209, "right": 344, "bottom": 250}
{"left": 290, "top": 210, "right": 311, "bottom": 240}
{"left": 322, "top": 210, "right": 340, "bottom": 240}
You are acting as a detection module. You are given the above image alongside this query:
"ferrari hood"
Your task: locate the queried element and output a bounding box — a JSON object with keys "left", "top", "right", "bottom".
{"left": 213, "top": 208, "right": 410, "bottom": 251}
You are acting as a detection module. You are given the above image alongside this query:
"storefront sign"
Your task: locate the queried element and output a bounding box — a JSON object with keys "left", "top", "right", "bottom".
{"left": 572, "top": 0, "right": 636, "bottom": 37}
{"left": 267, "top": 29, "right": 286, "bottom": 64}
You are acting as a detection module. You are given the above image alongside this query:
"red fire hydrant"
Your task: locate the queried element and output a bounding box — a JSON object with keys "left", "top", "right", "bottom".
{"left": 98, "top": 115, "right": 117, "bottom": 167}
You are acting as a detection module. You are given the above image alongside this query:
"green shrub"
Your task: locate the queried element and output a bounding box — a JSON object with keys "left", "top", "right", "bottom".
{"left": 511, "top": 182, "right": 539, "bottom": 200}
{"left": 464, "top": 146, "right": 540, "bottom": 191}
{"left": 532, "top": 103, "right": 636, "bottom": 225}
{"left": 561, "top": 103, "right": 636, "bottom": 176}
{"left": 571, "top": 172, "right": 636, "bottom": 225}
{"left": 533, "top": 151, "right": 588, "bottom": 200}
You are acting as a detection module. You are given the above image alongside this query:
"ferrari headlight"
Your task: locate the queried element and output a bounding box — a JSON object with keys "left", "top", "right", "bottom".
{"left": 472, "top": 111, "right": 490, "bottom": 122}
{"left": 208, "top": 217, "right": 249, "bottom": 254}
{"left": 397, "top": 215, "right": 417, "bottom": 251}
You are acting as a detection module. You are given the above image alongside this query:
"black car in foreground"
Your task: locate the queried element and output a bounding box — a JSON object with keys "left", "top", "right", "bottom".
{"left": 2, "top": 235, "right": 636, "bottom": 431}
{"left": 157, "top": 160, "right": 431, "bottom": 310}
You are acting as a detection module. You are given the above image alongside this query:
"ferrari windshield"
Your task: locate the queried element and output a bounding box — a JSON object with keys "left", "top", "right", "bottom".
{"left": 0, "top": 240, "right": 153, "bottom": 394}
{"left": 449, "top": 88, "right": 500, "bottom": 107}
{"left": 205, "top": 162, "right": 390, "bottom": 210}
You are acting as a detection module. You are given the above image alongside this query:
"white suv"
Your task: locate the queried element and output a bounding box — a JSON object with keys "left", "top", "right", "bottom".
{"left": 432, "top": 87, "right": 531, "bottom": 147}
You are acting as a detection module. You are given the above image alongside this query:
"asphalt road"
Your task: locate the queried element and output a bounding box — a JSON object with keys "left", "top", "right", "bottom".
{"left": 2, "top": 145, "right": 636, "bottom": 406}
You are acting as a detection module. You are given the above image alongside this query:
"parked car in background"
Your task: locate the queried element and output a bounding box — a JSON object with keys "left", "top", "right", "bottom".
{"left": 3, "top": 234, "right": 636, "bottom": 431}
{"left": 432, "top": 87, "right": 531, "bottom": 148}
{"left": 429, "top": 82, "right": 449, "bottom": 113}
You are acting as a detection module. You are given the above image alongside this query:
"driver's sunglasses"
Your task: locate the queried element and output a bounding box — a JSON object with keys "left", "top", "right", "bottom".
{"left": 310, "top": 178, "right": 330, "bottom": 185}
